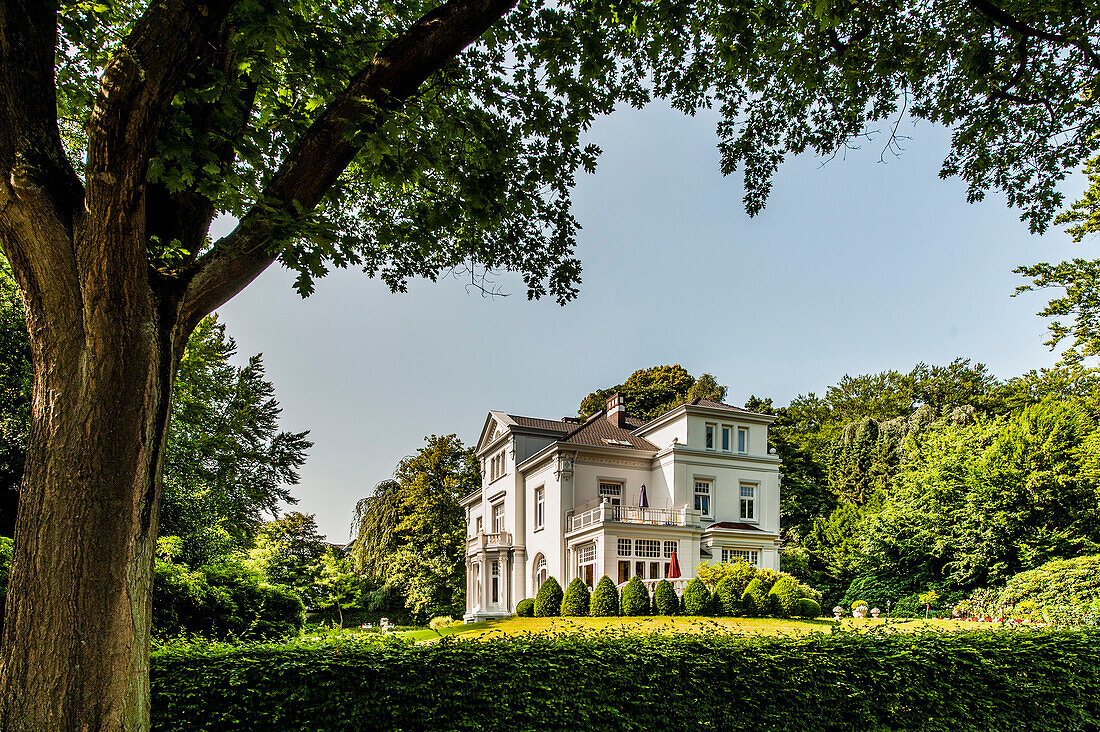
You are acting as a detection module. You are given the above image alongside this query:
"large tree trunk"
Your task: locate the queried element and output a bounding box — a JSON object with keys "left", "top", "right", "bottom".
{"left": 0, "top": 260, "right": 182, "bottom": 730}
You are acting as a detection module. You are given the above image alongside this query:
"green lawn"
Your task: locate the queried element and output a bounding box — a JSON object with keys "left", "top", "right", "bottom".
{"left": 398, "top": 615, "right": 989, "bottom": 642}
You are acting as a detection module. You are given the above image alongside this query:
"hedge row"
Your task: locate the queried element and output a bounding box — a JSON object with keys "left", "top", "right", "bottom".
{"left": 151, "top": 628, "right": 1100, "bottom": 731}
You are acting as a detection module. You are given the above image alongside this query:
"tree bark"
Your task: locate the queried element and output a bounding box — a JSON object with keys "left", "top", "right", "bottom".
{"left": 0, "top": 241, "right": 184, "bottom": 730}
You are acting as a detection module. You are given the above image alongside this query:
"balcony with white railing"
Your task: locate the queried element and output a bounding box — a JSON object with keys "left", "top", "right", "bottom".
{"left": 566, "top": 502, "right": 701, "bottom": 533}
{"left": 466, "top": 530, "right": 512, "bottom": 554}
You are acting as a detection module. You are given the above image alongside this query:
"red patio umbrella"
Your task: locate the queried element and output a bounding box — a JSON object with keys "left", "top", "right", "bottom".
{"left": 667, "top": 549, "right": 681, "bottom": 579}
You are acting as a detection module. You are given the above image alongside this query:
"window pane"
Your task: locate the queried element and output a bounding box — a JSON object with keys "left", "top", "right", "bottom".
{"left": 738, "top": 428, "right": 747, "bottom": 452}
{"left": 650, "top": 562, "right": 660, "bottom": 579}
{"left": 618, "top": 538, "right": 632, "bottom": 556}
{"left": 705, "top": 424, "right": 714, "bottom": 449}
{"left": 664, "top": 540, "right": 677, "bottom": 558}
{"left": 722, "top": 427, "right": 730, "bottom": 451}
{"left": 618, "top": 561, "right": 631, "bottom": 584}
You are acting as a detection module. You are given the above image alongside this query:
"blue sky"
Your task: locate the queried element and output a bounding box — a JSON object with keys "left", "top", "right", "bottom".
{"left": 214, "top": 100, "right": 1090, "bottom": 541}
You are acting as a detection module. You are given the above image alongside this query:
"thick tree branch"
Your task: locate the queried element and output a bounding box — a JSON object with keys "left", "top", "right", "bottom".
{"left": 82, "top": 0, "right": 240, "bottom": 282}
{"left": 966, "top": 0, "right": 1100, "bottom": 71}
{"left": 179, "top": 0, "right": 519, "bottom": 327}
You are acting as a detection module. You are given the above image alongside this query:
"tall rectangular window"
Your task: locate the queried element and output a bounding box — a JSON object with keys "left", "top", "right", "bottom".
{"left": 534, "top": 487, "right": 545, "bottom": 530}
{"left": 694, "top": 479, "right": 712, "bottom": 518}
{"left": 618, "top": 560, "right": 631, "bottom": 584}
{"left": 491, "top": 561, "right": 500, "bottom": 603}
{"left": 663, "top": 540, "right": 677, "bottom": 558}
{"left": 737, "top": 427, "right": 749, "bottom": 453}
{"left": 599, "top": 481, "right": 622, "bottom": 506}
{"left": 475, "top": 516, "right": 482, "bottom": 535}
{"left": 721, "top": 426, "right": 731, "bottom": 451}
{"left": 618, "top": 538, "right": 632, "bottom": 556}
{"left": 740, "top": 483, "right": 756, "bottom": 520}
{"left": 493, "top": 503, "right": 504, "bottom": 532}
{"left": 705, "top": 423, "right": 715, "bottom": 450}
{"left": 578, "top": 544, "right": 596, "bottom": 587}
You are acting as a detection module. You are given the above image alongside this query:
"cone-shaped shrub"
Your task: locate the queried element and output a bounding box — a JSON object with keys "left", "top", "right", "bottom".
{"left": 561, "top": 578, "right": 591, "bottom": 617}
{"left": 794, "top": 597, "right": 821, "bottom": 618}
{"left": 534, "top": 577, "right": 563, "bottom": 617}
{"left": 683, "top": 577, "right": 711, "bottom": 616}
{"left": 653, "top": 580, "right": 678, "bottom": 615}
{"left": 714, "top": 577, "right": 742, "bottom": 616}
{"left": 621, "top": 576, "right": 651, "bottom": 616}
{"left": 590, "top": 576, "right": 620, "bottom": 617}
{"left": 516, "top": 598, "right": 534, "bottom": 617}
{"left": 769, "top": 577, "right": 802, "bottom": 617}
{"left": 741, "top": 577, "right": 769, "bottom": 617}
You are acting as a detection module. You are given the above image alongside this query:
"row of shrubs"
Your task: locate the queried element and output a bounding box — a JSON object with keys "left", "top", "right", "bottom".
{"left": 517, "top": 566, "right": 821, "bottom": 619}
{"left": 150, "top": 627, "right": 1100, "bottom": 730}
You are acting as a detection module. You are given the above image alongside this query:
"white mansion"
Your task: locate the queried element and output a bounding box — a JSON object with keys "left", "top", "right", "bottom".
{"left": 461, "top": 394, "right": 782, "bottom": 621}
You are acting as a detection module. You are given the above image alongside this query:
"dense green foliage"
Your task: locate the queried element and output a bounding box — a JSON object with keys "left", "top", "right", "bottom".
{"left": 713, "top": 578, "right": 742, "bottom": 617}
{"left": 768, "top": 578, "right": 801, "bottom": 618}
{"left": 998, "top": 555, "right": 1100, "bottom": 622}
{"left": 590, "top": 576, "right": 620, "bottom": 617}
{"left": 740, "top": 579, "right": 769, "bottom": 618}
{"left": 515, "top": 599, "right": 535, "bottom": 618}
{"left": 246, "top": 513, "right": 329, "bottom": 608}
{"left": 152, "top": 559, "right": 305, "bottom": 641}
{"left": 0, "top": 262, "right": 30, "bottom": 536}
{"left": 561, "top": 579, "right": 591, "bottom": 617}
{"left": 578, "top": 366, "right": 727, "bottom": 421}
{"left": 794, "top": 599, "right": 821, "bottom": 619}
{"left": 151, "top": 629, "right": 1100, "bottom": 730}
{"left": 534, "top": 577, "right": 563, "bottom": 618}
{"left": 652, "top": 580, "right": 678, "bottom": 616}
{"left": 162, "top": 317, "right": 311, "bottom": 567}
{"left": 351, "top": 435, "right": 479, "bottom": 620}
{"left": 620, "top": 577, "right": 651, "bottom": 617}
{"left": 682, "top": 579, "right": 711, "bottom": 616}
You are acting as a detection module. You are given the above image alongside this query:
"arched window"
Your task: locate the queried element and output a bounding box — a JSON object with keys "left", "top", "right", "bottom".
{"left": 533, "top": 554, "right": 548, "bottom": 592}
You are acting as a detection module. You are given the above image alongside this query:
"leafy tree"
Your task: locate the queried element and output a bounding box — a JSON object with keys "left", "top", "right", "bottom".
{"left": 350, "top": 435, "right": 478, "bottom": 620}
{"left": 534, "top": 577, "right": 563, "bottom": 617}
{"left": 578, "top": 365, "right": 728, "bottom": 421}
{"left": 313, "top": 550, "right": 361, "bottom": 628}
{"left": 561, "top": 578, "right": 591, "bottom": 617}
{"left": 246, "top": 512, "right": 329, "bottom": 607}
{"left": 162, "top": 316, "right": 311, "bottom": 566}
{"left": 590, "top": 576, "right": 620, "bottom": 617}
{"left": 4, "top": 0, "right": 1099, "bottom": 722}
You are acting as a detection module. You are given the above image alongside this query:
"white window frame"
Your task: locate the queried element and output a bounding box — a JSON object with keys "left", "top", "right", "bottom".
{"left": 475, "top": 516, "right": 483, "bottom": 535}
{"left": 534, "top": 486, "right": 545, "bottom": 531}
{"left": 635, "top": 539, "right": 660, "bottom": 558}
{"left": 739, "top": 483, "right": 756, "bottom": 521}
{"left": 577, "top": 543, "right": 597, "bottom": 588}
{"left": 493, "top": 502, "right": 505, "bottom": 533}
{"left": 737, "top": 427, "right": 749, "bottom": 454}
{"left": 534, "top": 555, "right": 548, "bottom": 591}
{"left": 705, "top": 423, "right": 716, "bottom": 450}
{"left": 721, "top": 425, "right": 731, "bottom": 452}
{"left": 617, "top": 538, "right": 632, "bottom": 556}
{"left": 663, "top": 540, "right": 677, "bottom": 558}
{"left": 599, "top": 481, "right": 623, "bottom": 506}
{"left": 694, "top": 479, "right": 713, "bottom": 519}
{"left": 722, "top": 548, "right": 760, "bottom": 566}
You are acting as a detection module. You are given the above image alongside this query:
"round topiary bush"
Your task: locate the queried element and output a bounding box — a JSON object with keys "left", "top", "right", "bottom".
{"left": 653, "top": 580, "right": 678, "bottom": 615}
{"left": 683, "top": 577, "right": 711, "bottom": 616}
{"left": 516, "top": 598, "right": 535, "bottom": 617}
{"left": 740, "top": 577, "right": 769, "bottom": 617}
{"left": 714, "top": 576, "right": 742, "bottom": 616}
{"left": 590, "top": 576, "right": 620, "bottom": 617}
{"left": 561, "top": 578, "right": 591, "bottom": 617}
{"left": 621, "top": 576, "right": 651, "bottom": 616}
{"left": 534, "top": 577, "right": 563, "bottom": 617}
{"left": 794, "top": 598, "right": 821, "bottom": 618}
{"left": 768, "top": 577, "right": 802, "bottom": 617}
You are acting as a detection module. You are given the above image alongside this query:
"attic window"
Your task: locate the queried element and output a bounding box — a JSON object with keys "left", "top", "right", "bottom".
{"left": 603, "top": 438, "right": 632, "bottom": 447}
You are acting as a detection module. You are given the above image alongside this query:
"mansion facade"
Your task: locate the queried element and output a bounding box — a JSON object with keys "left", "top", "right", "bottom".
{"left": 461, "top": 394, "right": 782, "bottom": 621}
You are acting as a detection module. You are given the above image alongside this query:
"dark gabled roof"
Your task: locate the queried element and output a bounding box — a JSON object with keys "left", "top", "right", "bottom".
{"left": 687, "top": 397, "right": 754, "bottom": 413}
{"left": 507, "top": 415, "right": 574, "bottom": 433}
{"left": 559, "top": 411, "right": 658, "bottom": 451}
{"left": 709, "top": 521, "right": 765, "bottom": 531}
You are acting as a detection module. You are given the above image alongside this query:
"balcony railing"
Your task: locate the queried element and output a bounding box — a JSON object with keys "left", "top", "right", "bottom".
{"left": 466, "top": 531, "right": 512, "bottom": 553}
{"left": 617, "top": 577, "right": 694, "bottom": 596}
{"left": 567, "top": 503, "right": 700, "bottom": 532}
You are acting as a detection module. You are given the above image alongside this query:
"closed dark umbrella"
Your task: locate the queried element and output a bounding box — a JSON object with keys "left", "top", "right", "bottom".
{"left": 667, "top": 549, "right": 681, "bottom": 579}
{"left": 638, "top": 484, "right": 648, "bottom": 508}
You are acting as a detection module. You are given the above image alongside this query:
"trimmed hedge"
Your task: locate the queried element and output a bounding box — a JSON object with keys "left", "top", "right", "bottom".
{"left": 768, "top": 578, "right": 801, "bottom": 618}
{"left": 562, "top": 579, "right": 591, "bottom": 617}
{"left": 683, "top": 578, "right": 710, "bottom": 616}
{"left": 535, "top": 577, "right": 564, "bottom": 617}
{"left": 653, "top": 580, "right": 678, "bottom": 616}
{"left": 740, "top": 578, "right": 768, "bottom": 617}
{"left": 516, "top": 599, "right": 534, "bottom": 618}
{"left": 714, "top": 577, "right": 742, "bottom": 617}
{"left": 151, "top": 629, "right": 1100, "bottom": 730}
{"left": 794, "top": 598, "right": 821, "bottom": 618}
{"left": 590, "top": 576, "right": 620, "bottom": 617}
{"left": 621, "top": 576, "right": 651, "bottom": 616}
{"left": 999, "top": 555, "right": 1100, "bottom": 622}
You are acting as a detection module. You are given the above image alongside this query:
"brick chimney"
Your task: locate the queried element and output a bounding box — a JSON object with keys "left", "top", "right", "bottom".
{"left": 606, "top": 393, "right": 626, "bottom": 427}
